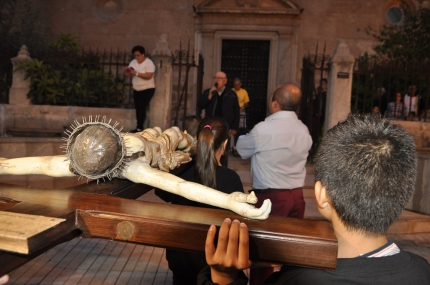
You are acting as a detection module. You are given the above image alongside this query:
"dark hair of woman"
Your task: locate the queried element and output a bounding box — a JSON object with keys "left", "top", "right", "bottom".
{"left": 194, "top": 116, "right": 230, "bottom": 189}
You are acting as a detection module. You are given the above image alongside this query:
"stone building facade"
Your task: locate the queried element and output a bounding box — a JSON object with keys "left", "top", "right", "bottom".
{"left": 28, "top": 0, "right": 419, "bottom": 119}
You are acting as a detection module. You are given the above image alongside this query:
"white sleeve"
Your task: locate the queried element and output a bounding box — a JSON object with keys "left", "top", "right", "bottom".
{"left": 236, "top": 127, "right": 259, "bottom": 159}
{"left": 145, "top": 59, "right": 156, "bottom": 73}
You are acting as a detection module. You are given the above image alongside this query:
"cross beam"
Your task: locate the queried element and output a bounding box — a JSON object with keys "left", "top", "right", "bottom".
{"left": 0, "top": 181, "right": 337, "bottom": 276}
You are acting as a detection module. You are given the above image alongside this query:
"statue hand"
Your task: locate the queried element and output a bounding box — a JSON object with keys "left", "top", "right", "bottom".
{"left": 157, "top": 151, "right": 192, "bottom": 172}
{"left": 225, "top": 192, "right": 271, "bottom": 220}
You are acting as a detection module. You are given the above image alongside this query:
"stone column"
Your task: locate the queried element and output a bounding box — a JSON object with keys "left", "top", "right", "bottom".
{"left": 324, "top": 40, "right": 355, "bottom": 133}
{"left": 148, "top": 34, "right": 173, "bottom": 130}
{"left": 407, "top": 151, "right": 430, "bottom": 215}
{"left": 9, "top": 45, "right": 32, "bottom": 105}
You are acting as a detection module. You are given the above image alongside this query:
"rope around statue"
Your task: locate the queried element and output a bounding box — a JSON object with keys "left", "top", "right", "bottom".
{"left": 0, "top": 116, "right": 271, "bottom": 220}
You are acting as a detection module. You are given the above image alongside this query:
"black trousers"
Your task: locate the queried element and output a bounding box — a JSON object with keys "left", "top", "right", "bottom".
{"left": 133, "top": 88, "right": 155, "bottom": 130}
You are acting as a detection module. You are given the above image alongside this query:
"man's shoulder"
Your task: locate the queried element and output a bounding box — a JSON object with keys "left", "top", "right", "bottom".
{"left": 405, "top": 250, "right": 430, "bottom": 268}
{"left": 235, "top": 88, "right": 248, "bottom": 94}
{"left": 144, "top": 58, "right": 156, "bottom": 67}
{"left": 129, "top": 59, "right": 138, "bottom": 66}
{"left": 270, "top": 250, "right": 430, "bottom": 284}
{"left": 201, "top": 88, "right": 211, "bottom": 95}
{"left": 224, "top": 89, "right": 238, "bottom": 96}
{"left": 145, "top": 57, "right": 155, "bottom": 63}
{"left": 266, "top": 111, "right": 307, "bottom": 125}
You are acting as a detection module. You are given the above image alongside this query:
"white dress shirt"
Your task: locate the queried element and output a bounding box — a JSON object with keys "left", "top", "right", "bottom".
{"left": 236, "top": 111, "right": 312, "bottom": 189}
{"left": 403, "top": 94, "right": 418, "bottom": 116}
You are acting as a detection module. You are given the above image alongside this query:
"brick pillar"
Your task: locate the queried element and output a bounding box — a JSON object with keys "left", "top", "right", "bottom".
{"left": 148, "top": 34, "right": 173, "bottom": 130}
{"left": 324, "top": 40, "right": 355, "bottom": 133}
{"left": 9, "top": 45, "right": 32, "bottom": 105}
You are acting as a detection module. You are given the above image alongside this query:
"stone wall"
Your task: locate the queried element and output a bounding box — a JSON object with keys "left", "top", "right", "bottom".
{"left": 39, "top": 0, "right": 195, "bottom": 52}
{"left": 0, "top": 104, "right": 136, "bottom": 189}
{"left": 0, "top": 137, "right": 82, "bottom": 189}
{"left": 0, "top": 104, "right": 135, "bottom": 136}
{"left": 31, "top": 0, "right": 393, "bottom": 100}
{"left": 297, "top": 0, "right": 387, "bottom": 61}
{"left": 393, "top": 120, "right": 430, "bottom": 148}
{"left": 407, "top": 150, "right": 430, "bottom": 215}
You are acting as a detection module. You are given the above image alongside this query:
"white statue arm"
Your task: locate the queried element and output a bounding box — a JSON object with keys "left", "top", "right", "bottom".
{"left": 123, "top": 159, "right": 271, "bottom": 220}
{"left": 0, "top": 155, "right": 271, "bottom": 220}
{"left": 0, "top": 121, "right": 272, "bottom": 220}
{"left": 0, "top": 156, "right": 74, "bottom": 177}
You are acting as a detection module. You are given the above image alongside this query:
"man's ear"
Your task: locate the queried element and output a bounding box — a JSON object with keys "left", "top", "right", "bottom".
{"left": 314, "top": 181, "right": 332, "bottom": 219}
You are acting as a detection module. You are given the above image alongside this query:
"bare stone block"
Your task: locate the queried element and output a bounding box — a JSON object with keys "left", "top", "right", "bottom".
{"left": 407, "top": 152, "right": 430, "bottom": 215}
{"left": 26, "top": 143, "right": 55, "bottom": 157}
{"left": 0, "top": 175, "right": 27, "bottom": 187}
{"left": 0, "top": 142, "right": 27, "bottom": 158}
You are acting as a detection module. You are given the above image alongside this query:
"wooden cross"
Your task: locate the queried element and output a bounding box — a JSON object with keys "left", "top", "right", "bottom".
{"left": 0, "top": 177, "right": 337, "bottom": 277}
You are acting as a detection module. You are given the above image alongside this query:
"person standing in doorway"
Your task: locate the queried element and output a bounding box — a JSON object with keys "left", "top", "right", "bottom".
{"left": 233, "top": 77, "right": 250, "bottom": 111}
{"left": 232, "top": 78, "right": 250, "bottom": 156}
{"left": 124, "top": 45, "right": 156, "bottom": 133}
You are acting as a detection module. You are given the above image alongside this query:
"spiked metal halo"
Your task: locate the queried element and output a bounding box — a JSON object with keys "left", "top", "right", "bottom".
{"left": 63, "top": 116, "right": 128, "bottom": 181}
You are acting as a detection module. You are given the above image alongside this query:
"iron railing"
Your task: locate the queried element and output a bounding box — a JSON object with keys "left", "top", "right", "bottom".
{"left": 33, "top": 48, "right": 134, "bottom": 108}
{"left": 300, "top": 43, "right": 331, "bottom": 158}
{"left": 172, "top": 41, "right": 202, "bottom": 128}
{"left": 352, "top": 57, "right": 430, "bottom": 122}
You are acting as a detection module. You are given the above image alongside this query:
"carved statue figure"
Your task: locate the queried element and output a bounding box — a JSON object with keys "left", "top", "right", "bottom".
{"left": 0, "top": 116, "right": 271, "bottom": 220}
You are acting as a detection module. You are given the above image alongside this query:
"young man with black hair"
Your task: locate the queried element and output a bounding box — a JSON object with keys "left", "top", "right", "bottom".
{"left": 198, "top": 114, "right": 430, "bottom": 285}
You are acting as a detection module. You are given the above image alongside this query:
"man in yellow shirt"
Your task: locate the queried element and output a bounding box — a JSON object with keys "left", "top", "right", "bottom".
{"left": 233, "top": 78, "right": 250, "bottom": 111}
{"left": 232, "top": 78, "right": 250, "bottom": 156}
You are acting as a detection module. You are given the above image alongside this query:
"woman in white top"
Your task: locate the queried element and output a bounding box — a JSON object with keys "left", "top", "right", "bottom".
{"left": 124, "top": 45, "right": 156, "bottom": 132}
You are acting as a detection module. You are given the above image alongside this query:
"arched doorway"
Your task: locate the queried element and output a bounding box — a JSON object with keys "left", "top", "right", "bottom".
{"left": 221, "top": 39, "right": 270, "bottom": 128}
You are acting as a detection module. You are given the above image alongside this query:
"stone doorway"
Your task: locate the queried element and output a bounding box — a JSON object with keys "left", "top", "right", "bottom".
{"left": 221, "top": 39, "right": 270, "bottom": 129}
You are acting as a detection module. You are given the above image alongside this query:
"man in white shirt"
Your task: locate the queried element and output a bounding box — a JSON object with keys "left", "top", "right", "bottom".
{"left": 236, "top": 83, "right": 312, "bottom": 285}
{"left": 124, "top": 45, "right": 156, "bottom": 133}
